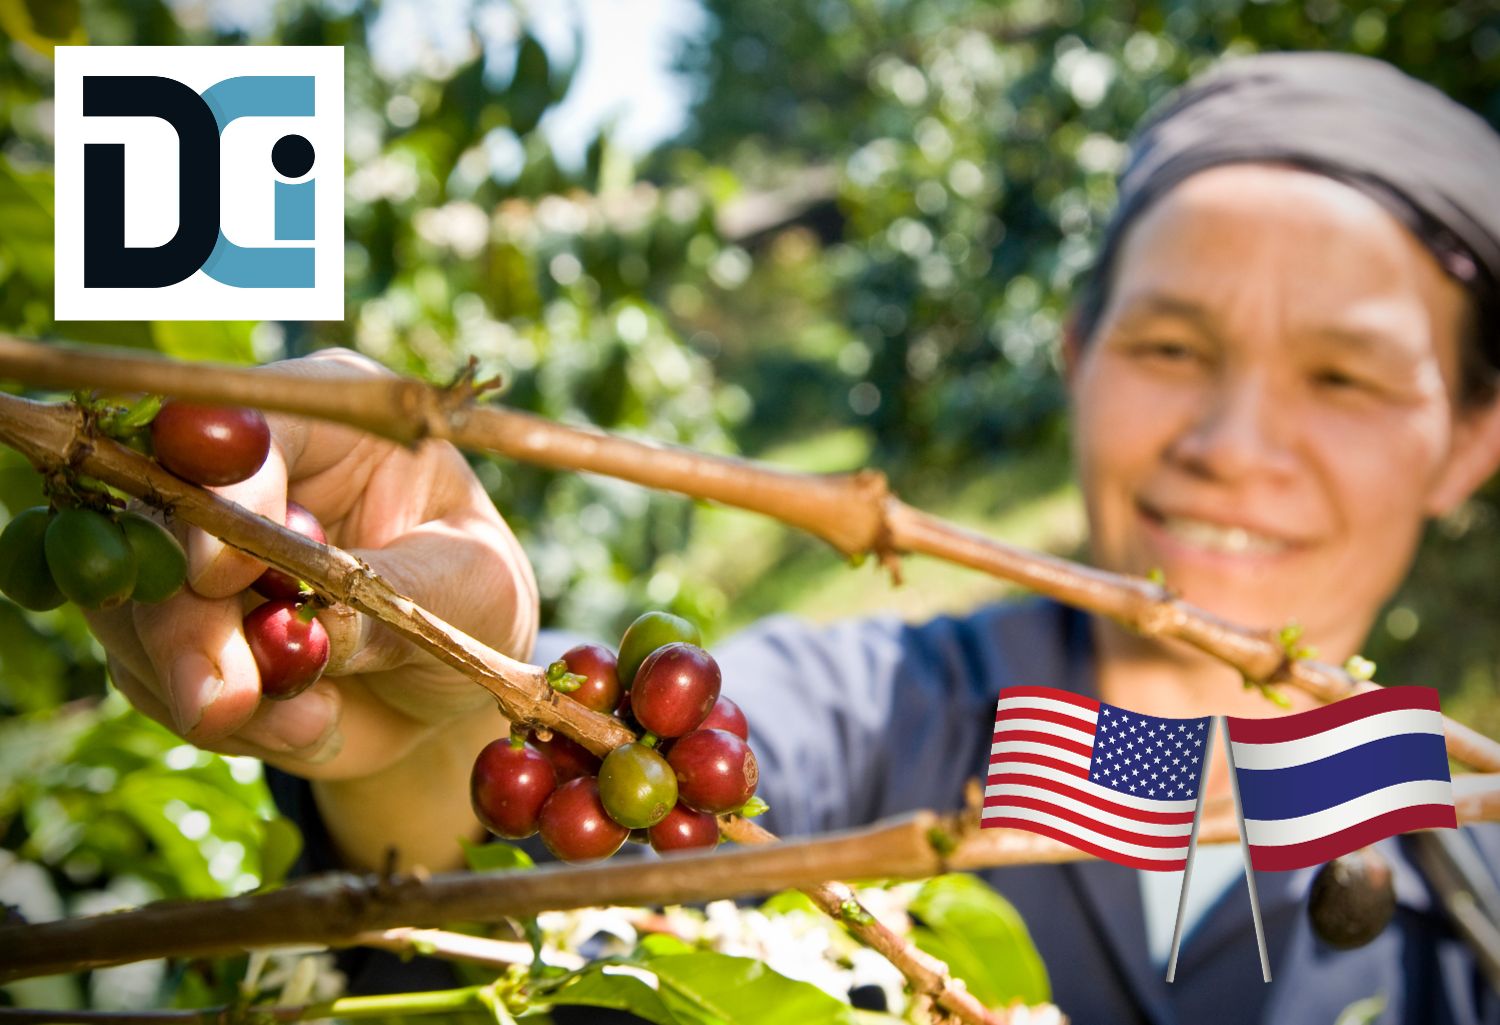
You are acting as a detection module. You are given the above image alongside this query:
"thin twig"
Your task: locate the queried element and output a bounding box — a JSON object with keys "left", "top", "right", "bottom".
{"left": 4, "top": 789, "right": 1497, "bottom": 983}
{"left": 0, "top": 393, "right": 1006, "bottom": 1024}
{"left": 0, "top": 986, "right": 495, "bottom": 1025}
{"left": 0, "top": 336, "right": 1493, "bottom": 774}
{"left": 345, "top": 926, "right": 585, "bottom": 970}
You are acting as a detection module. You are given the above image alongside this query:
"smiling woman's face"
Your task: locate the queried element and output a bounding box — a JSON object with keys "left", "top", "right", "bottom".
{"left": 1069, "top": 164, "right": 1495, "bottom": 660}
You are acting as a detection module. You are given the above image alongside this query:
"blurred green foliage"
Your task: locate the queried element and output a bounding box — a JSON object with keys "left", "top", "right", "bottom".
{"left": 0, "top": 0, "right": 1498, "bottom": 1011}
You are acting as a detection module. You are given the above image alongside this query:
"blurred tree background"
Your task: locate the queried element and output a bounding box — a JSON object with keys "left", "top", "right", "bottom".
{"left": 1, "top": 0, "right": 1497, "bottom": 1011}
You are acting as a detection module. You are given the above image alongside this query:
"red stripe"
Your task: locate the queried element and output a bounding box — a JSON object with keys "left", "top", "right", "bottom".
{"left": 984, "top": 772, "right": 1199, "bottom": 825}
{"left": 982, "top": 794, "right": 1188, "bottom": 849}
{"left": 989, "top": 730, "right": 1093, "bottom": 760}
{"left": 995, "top": 706, "right": 1098, "bottom": 732}
{"left": 998, "top": 686, "right": 1100, "bottom": 713}
{"left": 1248, "top": 804, "right": 1459, "bottom": 872}
{"left": 989, "top": 752, "right": 1089, "bottom": 779}
{"left": 983, "top": 817, "right": 1186, "bottom": 872}
{"left": 1228, "top": 686, "right": 1440, "bottom": 745}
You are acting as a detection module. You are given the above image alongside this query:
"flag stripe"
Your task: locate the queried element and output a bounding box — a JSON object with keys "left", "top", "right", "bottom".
{"left": 981, "top": 811, "right": 1189, "bottom": 870}
{"left": 1227, "top": 686, "right": 1439, "bottom": 744}
{"left": 1234, "top": 732, "right": 1452, "bottom": 820}
{"left": 997, "top": 687, "right": 1101, "bottom": 714}
{"left": 981, "top": 794, "right": 1192, "bottom": 847}
{"left": 1230, "top": 708, "right": 1446, "bottom": 770}
{"left": 1248, "top": 804, "right": 1459, "bottom": 872}
{"left": 989, "top": 751, "right": 1091, "bottom": 780}
{"left": 1244, "top": 779, "right": 1457, "bottom": 847}
{"left": 985, "top": 687, "right": 1206, "bottom": 873}
{"left": 990, "top": 729, "right": 1093, "bottom": 759}
{"left": 985, "top": 766, "right": 1199, "bottom": 815}
{"left": 991, "top": 741, "right": 1091, "bottom": 772}
{"left": 983, "top": 784, "right": 1196, "bottom": 837}
{"left": 995, "top": 706, "right": 1101, "bottom": 735}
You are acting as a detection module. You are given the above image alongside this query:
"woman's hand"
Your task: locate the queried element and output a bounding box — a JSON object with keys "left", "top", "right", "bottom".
{"left": 83, "top": 349, "right": 539, "bottom": 869}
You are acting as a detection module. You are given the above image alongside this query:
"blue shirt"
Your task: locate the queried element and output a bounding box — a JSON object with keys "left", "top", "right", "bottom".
{"left": 270, "top": 597, "right": 1500, "bottom": 1024}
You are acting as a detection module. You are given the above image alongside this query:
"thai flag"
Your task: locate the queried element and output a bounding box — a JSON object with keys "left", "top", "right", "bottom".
{"left": 1226, "top": 686, "right": 1457, "bottom": 871}
{"left": 982, "top": 686, "right": 1212, "bottom": 871}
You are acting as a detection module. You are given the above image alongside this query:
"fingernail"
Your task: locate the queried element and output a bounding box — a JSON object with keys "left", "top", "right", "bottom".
{"left": 304, "top": 725, "right": 344, "bottom": 765}
{"left": 169, "top": 653, "right": 224, "bottom": 736}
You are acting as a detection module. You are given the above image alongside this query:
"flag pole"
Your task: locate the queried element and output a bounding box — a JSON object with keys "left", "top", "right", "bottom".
{"left": 1223, "top": 715, "right": 1272, "bottom": 983}
{"left": 1165, "top": 715, "right": 1217, "bottom": 983}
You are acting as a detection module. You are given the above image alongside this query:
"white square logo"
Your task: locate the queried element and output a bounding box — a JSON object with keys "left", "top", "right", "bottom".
{"left": 54, "top": 46, "right": 344, "bottom": 321}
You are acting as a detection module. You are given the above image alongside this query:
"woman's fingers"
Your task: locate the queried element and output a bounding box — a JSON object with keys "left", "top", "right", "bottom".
{"left": 129, "top": 589, "right": 262, "bottom": 740}
{"left": 106, "top": 654, "right": 342, "bottom": 764}
{"left": 180, "top": 347, "right": 393, "bottom": 600}
{"left": 184, "top": 441, "right": 289, "bottom": 599}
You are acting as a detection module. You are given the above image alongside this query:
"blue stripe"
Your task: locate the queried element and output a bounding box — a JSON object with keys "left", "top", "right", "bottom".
{"left": 1234, "top": 733, "right": 1451, "bottom": 821}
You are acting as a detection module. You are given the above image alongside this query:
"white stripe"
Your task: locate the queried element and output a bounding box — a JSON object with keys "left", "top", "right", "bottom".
{"left": 984, "top": 783, "right": 1194, "bottom": 837}
{"left": 979, "top": 806, "right": 1188, "bottom": 860}
{"left": 1230, "top": 709, "right": 1446, "bottom": 770}
{"left": 995, "top": 695, "right": 1099, "bottom": 727}
{"left": 992, "top": 717, "right": 1095, "bottom": 748}
{"left": 987, "top": 759, "right": 1199, "bottom": 814}
{"left": 991, "top": 740, "right": 1091, "bottom": 770}
{"left": 1244, "top": 779, "right": 1456, "bottom": 847}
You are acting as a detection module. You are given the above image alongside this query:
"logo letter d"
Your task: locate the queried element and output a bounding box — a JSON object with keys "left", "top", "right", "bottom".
{"left": 83, "top": 76, "right": 220, "bottom": 288}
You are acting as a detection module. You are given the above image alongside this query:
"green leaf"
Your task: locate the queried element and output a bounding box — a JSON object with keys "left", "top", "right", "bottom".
{"left": 0, "top": 0, "right": 84, "bottom": 54}
{"left": 0, "top": 160, "right": 55, "bottom": 286}
{"left": 908, "top": 874, "right": 1049, "bottom": 1008}
{"left": 838, "top": 899, "right": 872, "bottom": 926}
{"left": 539, "top": 965, "right": 680, "bottom": 1025}
{"left": 1334, "top": 994, "right": 1387, "bottom": 1025}
{"left": 736, "top": 795, "right": 768, "bottom": 818}
{"left": 640, "top": 953, "right": 854, "bottom": 1025}
{"left": 635, "top": 932, "right": 694, "bottom": 957}
{"left": 150, "top": 322, "right": 256, "bottom": 364}
{"left": 114, "top": 394, "right": 163, "bottom": 431}
{"left": 759, "top": 889, "right": 821, "bottom": 917}
{"left": 258, "top": 815, "right": 303, "bottom": 886}
{"left": 506, "top": 35, "right": 553, "bottom": 136}
{"left": 461, "top": 836, "right": 535, "bottom": 872}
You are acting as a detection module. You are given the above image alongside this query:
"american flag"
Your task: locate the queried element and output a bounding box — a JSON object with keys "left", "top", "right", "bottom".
{"left": 981, "top": 686, "right": 1213, "bottom": 871}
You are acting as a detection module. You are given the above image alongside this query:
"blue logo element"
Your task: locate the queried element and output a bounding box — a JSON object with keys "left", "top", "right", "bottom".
{"left": 84, "top": 74, "right": 317, "bottom": 290}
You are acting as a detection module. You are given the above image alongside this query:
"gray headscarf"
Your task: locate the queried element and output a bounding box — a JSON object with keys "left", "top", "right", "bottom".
{"left": 1081, "top": 51, "right": 1500, "bottom": 374}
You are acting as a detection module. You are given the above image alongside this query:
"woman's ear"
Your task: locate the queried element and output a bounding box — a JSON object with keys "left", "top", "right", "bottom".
{"left": 1425, "top": 390, "right": 1500, "bottom": 518}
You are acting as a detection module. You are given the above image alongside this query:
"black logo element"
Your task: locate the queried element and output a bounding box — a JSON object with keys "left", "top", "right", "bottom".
{"left": 83, "top": 76, "right": 221, "bottom": 289}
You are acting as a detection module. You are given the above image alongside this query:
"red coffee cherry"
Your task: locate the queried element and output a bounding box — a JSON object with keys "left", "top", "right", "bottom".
{"left": 533, "top": 732, "right": 603, "bottom": 782}
{"left": 631, "top": 643, "right": 721, "bottom": 738}
{"left": 698, "top": 695, "right": 749, "bottom": 741}
{"left": 253, "top": 501, "right": 327, "bottom": 600}
{"left": 151, "top": 401, "right": 272, "bottom": 487}
{"left": 554, "top": 643, "right": 622, "bottom": 714}
{"left": 649, "top": 803, "right": 720, "bottom": 854}
{"left": 470, "top": 739, "right": 557, "bottom": 840}
{"left": 667, "top": 728, "right": 759, "bottom": 814}
{"left": 244, "top": 600, "right": 330, "bottom": 700}
{"left": 539, "top": 777, "right": 629, "bottom": 863}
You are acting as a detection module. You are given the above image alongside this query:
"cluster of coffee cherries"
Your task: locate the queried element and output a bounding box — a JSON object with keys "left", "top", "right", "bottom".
{"left": 0, "top": 398, "right": 331, "bottom": 700}
{"left": 470, "top": 612, "right": 761, "bottom": 863}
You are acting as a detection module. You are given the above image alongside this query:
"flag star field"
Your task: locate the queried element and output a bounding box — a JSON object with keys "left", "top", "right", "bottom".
{"left": 981, "top": 686, "right": 1212, "bottom": 871}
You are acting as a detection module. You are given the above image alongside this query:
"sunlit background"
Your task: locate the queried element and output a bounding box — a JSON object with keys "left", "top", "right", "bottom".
{"left": 1, "top": 0, "right": 1497, "bottom": 1010}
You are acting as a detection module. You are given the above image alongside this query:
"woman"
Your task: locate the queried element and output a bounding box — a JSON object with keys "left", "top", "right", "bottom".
{"left": 85, "top": 52, "right": 1500, "bottom": 1023}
